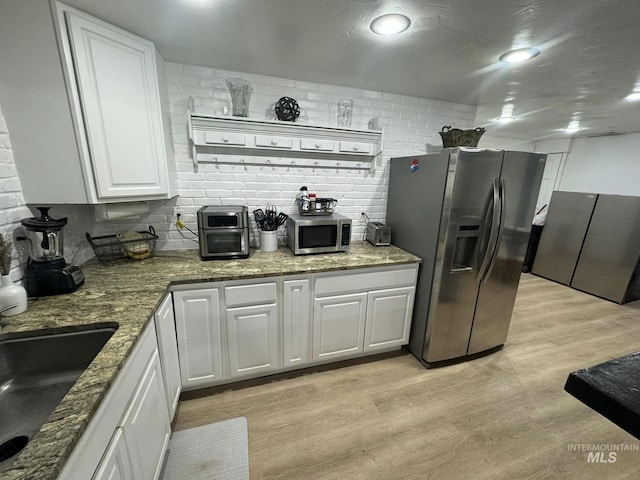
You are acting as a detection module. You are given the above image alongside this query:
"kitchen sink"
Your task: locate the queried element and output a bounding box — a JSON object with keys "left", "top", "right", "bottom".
{"left": 0, "top": 325, "right": 117, "bottom": 472}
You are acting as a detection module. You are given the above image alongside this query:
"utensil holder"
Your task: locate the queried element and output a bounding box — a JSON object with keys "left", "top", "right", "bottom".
{"left": 259, "top": 230, "right": 278, "bottom": 252}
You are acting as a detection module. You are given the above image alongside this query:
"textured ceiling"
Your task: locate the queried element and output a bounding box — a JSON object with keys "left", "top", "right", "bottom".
{"left": 60, "top": 0, "right": 640, "bottom": 142}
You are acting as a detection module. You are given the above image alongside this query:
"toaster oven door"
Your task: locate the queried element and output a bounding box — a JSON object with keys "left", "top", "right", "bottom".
{"left": 203, "top": 212, "right": 246, "bottom": 228}
{"left": 200, "top": 228, "right": 248, "bottom": 258}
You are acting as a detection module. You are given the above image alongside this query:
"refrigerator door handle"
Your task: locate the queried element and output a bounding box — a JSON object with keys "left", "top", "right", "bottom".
{"left": 482, "top": 178, "right": 506, "bottom": 283}
{"left": 477, "top": 178, "right": 501, "bottom": 283}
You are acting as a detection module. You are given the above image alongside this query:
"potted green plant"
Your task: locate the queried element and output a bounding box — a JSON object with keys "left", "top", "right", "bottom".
{"left": 0, "top": 233, "right": 27, "bottom": 316}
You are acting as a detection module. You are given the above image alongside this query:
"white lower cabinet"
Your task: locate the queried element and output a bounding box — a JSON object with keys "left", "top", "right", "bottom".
{"left": 154, "top": 293, "right": 181, "bottom": 418}
{"left": 169, "top": 265, "right": 417, "bottom": 390}
{"left": 59, "top": 322, "right": 170, "bottom": 480}
{"left": 312, "top": 266, "right": 418, "bottom": 360}
{"left": 364, "top": 287, "right": 415, "bottom": 352}
{"left": 225, "top": 303, "right": 278, "bottom": 377}
{"left": 312, "top": 293, "right": 367, "bottom": 361}
{"left": 173, "top": 288, "right": 224, "bottom": 388}
{"left": 92, "top": 428, "right": 135, "bottom": 480}
{"left": 122, "top": 349, "right": 170, "bottom": 480}
{"left": 282, "top": 279, "right": 311, "bottom": 367}
{"left": 224, "top": 280, "right": 279, "bottom": 378}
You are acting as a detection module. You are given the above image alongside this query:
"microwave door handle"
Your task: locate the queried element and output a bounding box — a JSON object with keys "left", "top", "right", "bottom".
{"left": 477, "top": 178, "right": 500, "bottom": 283}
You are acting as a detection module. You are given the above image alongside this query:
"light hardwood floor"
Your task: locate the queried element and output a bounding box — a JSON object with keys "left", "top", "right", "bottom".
{"left": 173, "top": 274, "right": 640, "bottom": 479}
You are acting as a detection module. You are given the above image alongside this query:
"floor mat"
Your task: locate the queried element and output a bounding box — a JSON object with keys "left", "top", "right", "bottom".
{"left": 160, "top": 417, "right": 249, "bottom": 480}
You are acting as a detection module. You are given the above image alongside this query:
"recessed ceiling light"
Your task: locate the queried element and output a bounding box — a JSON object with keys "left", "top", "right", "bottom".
{"left": 564, "top": 119, "right": 581, "bottom": 132}
{"left": 499, "top": 47, "right": 541, "bottom": 64}
{"left": 625, "top": 92, "right": 640, "bottom": 102}
{"left": 370, "top": 14, "right": 411, "bottom": 35}
{"left": 497, "top": 103, "right": 516, "bottom": 122}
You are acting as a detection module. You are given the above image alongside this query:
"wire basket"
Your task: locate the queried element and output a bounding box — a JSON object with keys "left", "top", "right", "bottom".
{"left": 86, "top": 226, "right": 158, "bottom": 265}
{"left": 438, "top": 125, "right": 486, "bottom": 147}
{"left": 296, "top": 198, "right": 338, "bottom": 216}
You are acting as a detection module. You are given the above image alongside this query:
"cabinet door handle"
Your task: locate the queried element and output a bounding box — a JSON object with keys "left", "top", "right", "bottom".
{"left": 315, "top": 143, "right": 321, "bottom": 148}
{"left": 353, "top": 145, "right": 359, "bottom": 151}
{"left": 271, "top": 140, "right": 278, "bottom": 145}
{"left": 223, "top": 137, "right": 229, "bottom": 143}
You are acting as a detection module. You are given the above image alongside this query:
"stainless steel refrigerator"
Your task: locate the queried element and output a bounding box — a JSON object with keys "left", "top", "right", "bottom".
{"left": 387, "top": 148, "right": 546, "bottom": 367}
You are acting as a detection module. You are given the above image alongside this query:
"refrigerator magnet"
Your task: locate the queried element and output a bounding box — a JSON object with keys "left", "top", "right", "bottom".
{"left": 410, "top": 158, "right": 419, "bottom": 172}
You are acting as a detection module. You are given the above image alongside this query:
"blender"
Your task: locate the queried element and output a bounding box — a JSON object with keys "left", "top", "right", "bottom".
{"left": 20, "top": 207, "right": 84, "bottom": 297}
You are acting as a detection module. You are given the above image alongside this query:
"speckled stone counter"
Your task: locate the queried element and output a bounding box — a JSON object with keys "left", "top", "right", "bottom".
{"left": 0, "top": 242, "right": 420, "bottom": 480}
{"left": 565, "top": 351, "right": 640, "bottom": 440}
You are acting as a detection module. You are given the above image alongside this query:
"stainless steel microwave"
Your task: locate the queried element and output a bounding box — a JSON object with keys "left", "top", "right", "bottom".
{"left": 285, "top": 214, "right": 352, "bottom": 255}
{"left": 197, "top": 206, "right": 250, "bottom": 259}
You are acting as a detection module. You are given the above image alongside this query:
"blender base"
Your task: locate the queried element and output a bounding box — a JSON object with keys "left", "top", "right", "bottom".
{"left": 26, "top": 263, "right": 84, "bottom": 297}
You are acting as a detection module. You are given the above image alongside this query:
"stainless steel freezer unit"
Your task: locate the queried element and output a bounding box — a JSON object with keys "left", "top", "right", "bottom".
{"left": 531, "top": 191, "right": 597, "bottom": 285}
{"left": 570, "top": 194, "right": 640, "bottom": 304}
{"left": 386, "top": 148, "right": 546, "bottom": 366}
{"left": 532, "top": 192, "right": 640, "bottom": 304}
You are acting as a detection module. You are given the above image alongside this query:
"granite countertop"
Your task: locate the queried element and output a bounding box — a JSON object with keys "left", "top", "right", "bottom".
{"left": 0, "top": 242, "right": 420, "bottom": 480}
{"left": 564, "top": 351, "right": 640, "bottom": 440}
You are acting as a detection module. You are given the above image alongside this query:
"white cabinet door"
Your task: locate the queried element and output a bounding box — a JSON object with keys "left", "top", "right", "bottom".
{"left": 225, "top": 304, "right": 278, "bottom": 378}
{"left": 173, "top": 289, "right": 225, "bottom": 388}
{"left": 282, "top": 279, "right": 311, "bottom": 367}
{"left": 65, "top": 11, "right": 168, "bottom": 199}
{"left": 92, "top": 428, "right": 135, "bottom": 480}
{"left": 154, "top": 294, "right": 181, "bottom": 419}
{"left": 364, "top": 287, "right": 415, "bottom": 352}
{"left": 122, "top": 350, "right": 170, "bottom": 480}
{"left": 312, "top": 293, "right": 367, "bottom": 361}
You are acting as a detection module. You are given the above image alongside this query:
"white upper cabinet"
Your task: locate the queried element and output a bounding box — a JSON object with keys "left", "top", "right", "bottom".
{"left": 65, "top": 11, "right": 169, "bottom": 199}
{"left": 0, "top": 0, "right": 174, "bottom": 204}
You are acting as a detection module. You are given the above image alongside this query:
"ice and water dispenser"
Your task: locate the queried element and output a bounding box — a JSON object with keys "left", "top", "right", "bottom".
{"left": 450, "top": 223, "right": 480, "bottom": 272}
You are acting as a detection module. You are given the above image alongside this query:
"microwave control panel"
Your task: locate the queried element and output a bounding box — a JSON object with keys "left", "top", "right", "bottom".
{"left": 341, "top": 223, "right": 351, "bottom": 246}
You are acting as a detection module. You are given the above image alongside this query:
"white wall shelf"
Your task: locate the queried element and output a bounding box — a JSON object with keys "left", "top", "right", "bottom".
{"left": 188, "top": 101, "right": 383, "bottom": 172}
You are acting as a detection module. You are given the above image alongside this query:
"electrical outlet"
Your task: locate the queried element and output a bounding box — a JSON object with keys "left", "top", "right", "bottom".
{"left": 176, "top": 213, "right": 185, "bottom": 229}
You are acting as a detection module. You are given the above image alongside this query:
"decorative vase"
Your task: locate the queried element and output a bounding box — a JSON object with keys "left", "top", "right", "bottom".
{"left": 0, "top": 274, "right": 28, "bottom": 317}
{"left": 337, "top": 99, "right": 353, "bottom": 127}
{"left": 226, "top": 78, "right": 251, "bottom": 117}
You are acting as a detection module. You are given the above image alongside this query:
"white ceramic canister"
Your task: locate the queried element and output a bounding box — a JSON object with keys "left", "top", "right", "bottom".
{"left": 0, "top": 274, "right": 28, "bottom": 316}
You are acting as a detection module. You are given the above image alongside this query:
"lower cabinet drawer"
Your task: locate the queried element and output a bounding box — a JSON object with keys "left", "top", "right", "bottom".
{"left": 225, "top": 282, "right": 277, "bottom": 307}
{"left": 315, "top": 266, "right": 418, "bottom": 297}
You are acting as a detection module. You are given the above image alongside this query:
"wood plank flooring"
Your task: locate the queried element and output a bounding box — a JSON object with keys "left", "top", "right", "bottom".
{"left": 173, "top": 274, "right": 640, "bottom": 479}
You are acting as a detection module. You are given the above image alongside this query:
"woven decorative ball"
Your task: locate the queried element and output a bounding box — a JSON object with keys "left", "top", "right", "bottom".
{"left": 274, "top": 96, "right": 300, "bottom": 122}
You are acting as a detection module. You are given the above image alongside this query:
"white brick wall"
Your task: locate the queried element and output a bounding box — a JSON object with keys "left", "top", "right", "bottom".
{"left": 136, "top": 63, "right": 476, "bottom": 249}
{"left": 0, "top": 102, "right": 32, "bottom": 282}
